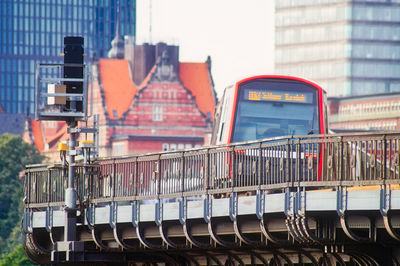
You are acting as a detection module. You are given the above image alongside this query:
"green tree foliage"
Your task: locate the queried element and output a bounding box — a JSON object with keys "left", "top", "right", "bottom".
{"left": 0, "top": 244, "right": 35, "bottom": 266}
{"left": 0, "top": 134, "right": 44, "bottom": 255}
{"left": 2, "top": 226, "right": 25, "bottom": 256}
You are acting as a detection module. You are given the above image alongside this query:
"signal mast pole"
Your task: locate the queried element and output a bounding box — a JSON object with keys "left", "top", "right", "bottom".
{"left": 35, "top": 36, "right": 95, "bottom": 262}
{"left": 61, "top": 36, "right": 85, "bottom": 260}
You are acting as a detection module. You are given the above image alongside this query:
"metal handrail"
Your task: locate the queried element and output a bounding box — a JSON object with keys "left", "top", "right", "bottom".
{"left": 24, "top": 132, "right": 400, "bottom": 207}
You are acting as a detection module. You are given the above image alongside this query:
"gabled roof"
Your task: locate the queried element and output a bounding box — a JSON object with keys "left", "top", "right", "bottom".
{"left": 45, "top": 123, "right": 68, "bottom": 146}
{"left": 98, "top": 59, "right": 138, "bottom": 120}
{"left": 30, "top": 120, "right": 45, "bottom": 152}
{"left": 138, "top": 65, "right": 156, "bottom": 91}
{"left": 98, "top": 59, "right": 215, "bottom": 121}
{"left": 179, "top": 62, "right": 215, "bottom": 120}
{"left": 28, "top": 120, "right": 79, "bottom": 155}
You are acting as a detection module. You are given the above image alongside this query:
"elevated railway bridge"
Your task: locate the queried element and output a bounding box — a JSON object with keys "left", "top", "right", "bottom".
{"left": 23, "top": 132, "right": 400, "bottom": 265}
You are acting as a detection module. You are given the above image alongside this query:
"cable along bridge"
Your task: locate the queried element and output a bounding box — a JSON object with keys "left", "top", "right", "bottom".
{"left": 23, "top": 132, "right": 400, "bottom": 265}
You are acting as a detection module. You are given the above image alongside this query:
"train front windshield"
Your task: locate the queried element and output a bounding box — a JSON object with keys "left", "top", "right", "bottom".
{"left": 231, "top": 79, "right": 320, "bottom": 143}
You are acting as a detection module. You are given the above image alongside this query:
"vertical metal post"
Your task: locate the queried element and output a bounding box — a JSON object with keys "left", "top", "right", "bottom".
{"left": 382, "top": 135, "right": 387, "bottom": 181}
{"left": 204, "top": 148, "right": 209, "bottom": 190}
{"left": 65, "top": 124, "right": 78, "bottom": 242}
{"left": 258, "top": 142, "right": 262, "bottom": 187}
{"left": 34, "top": 63, "right": 40, "bottom": 121}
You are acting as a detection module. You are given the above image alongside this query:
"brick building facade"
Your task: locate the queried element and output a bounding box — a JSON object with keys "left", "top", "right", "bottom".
{"left": 328, "top": 93, "right": 400, "bottom": 132}
{"left": 24, "top": 41, "right": 216, "bottom": 160}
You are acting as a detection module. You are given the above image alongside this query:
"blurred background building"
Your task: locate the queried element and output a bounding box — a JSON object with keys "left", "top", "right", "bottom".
{"left": 328, "top": 92, "right": 400, "bottom": 131}
{"left": 275, "top": 0, "right": 400, "bottom": 98}
{"left": 0, "top": 0, "right": 136, "bottom": 114}
{"left": 24, "top": 38, "right": 216, "bottom": 159}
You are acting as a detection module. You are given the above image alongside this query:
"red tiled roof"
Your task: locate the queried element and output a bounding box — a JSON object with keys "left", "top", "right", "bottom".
{"left": 179, "top": 62, "right": 215, "bottom": 120}
{"left": 99, "top": 59, "right": 138, "bottom": 120}
{"left": 46, "top": 123, "right": 68, "bottom": 146}
{"left": 30, "top": 120, "right": 45, "bottom": 152}
{"left": 138, "top": 65, "right": 156, "bottom": 91}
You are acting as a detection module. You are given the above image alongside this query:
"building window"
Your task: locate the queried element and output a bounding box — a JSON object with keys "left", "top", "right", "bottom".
{"left": 112, "top": 142, "right": 126, "bottom": 156}
{"left": 153, "top": 105, "right": 163, "bottom": 121}
{"left": 170, "top": 144, "right": 177, "bottom": 151}
{"left": 162, "top": 143, "right": 169, "bottom": 151}
{"left": 185, "top": 144, "right": 192, "bottom": 149}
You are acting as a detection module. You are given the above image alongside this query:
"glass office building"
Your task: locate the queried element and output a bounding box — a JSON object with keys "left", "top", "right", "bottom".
{"left": 275, "top": 0, "right": 400, "bottom": 97}
{"left": 0, "top": 0, "right": 136, "bottom": 114}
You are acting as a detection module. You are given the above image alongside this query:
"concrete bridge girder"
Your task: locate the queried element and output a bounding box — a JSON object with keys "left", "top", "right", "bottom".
{"left": 24, "top": 190, "right": 400, "bottom": 264}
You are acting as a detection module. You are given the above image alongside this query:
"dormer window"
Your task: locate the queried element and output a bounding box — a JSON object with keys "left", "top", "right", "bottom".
{"left": 113, "top": 109, "right": 117, "bottom": 118}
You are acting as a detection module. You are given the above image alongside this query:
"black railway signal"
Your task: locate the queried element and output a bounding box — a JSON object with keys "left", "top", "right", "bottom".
{"left": 64, "top": 36, "right": 84, "bottom": 113}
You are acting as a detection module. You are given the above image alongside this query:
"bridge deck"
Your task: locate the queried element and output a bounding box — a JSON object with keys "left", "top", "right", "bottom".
{"left": 22, "top": 132, "right": 400, "bottom": 265}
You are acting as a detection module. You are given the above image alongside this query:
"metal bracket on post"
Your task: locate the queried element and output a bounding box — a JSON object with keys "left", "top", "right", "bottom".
{"left": 336, "top": 187, "right": 347, "bottom": 217}
{"left": 337, "top": 186, "right": 374, "bottom": 242}
{"left": 109, "top": 201, "right": 117, "bottom": 229}
{"left": 86, "top": 204, "right": 95, "bottom": 230}
{"left": 204, "top": 195, "right": 211, "bottom": 223}
{"left": 380, "top": 184, "right": 400, "bottom": 241}
{"left": 179, "top": 197, "right": 187, "bottom": 225}
{"left": 284, "top": 189, "right": 306, "bottom": 243}
{"left": 380, "top": 184, "right": 390, "bottom": 217}
{"left": 284, "top": 189, "right": 294, "bottom": 218}
{"left": 22, "top": 209, "right": 33, "bottom": 234}
{"left": 295, "top": 189, "right": 306, "bottom": 218}
{"left": 256, "top": 190, "right": 265, "bottom": 220}
{"left": 45, "top": 207, "right": 53, "bottom": 233}
{"left": 229, "top": 192, "right": 238, "bottom": 222}
{"left": 131, "top": 201, "right": 139, "bottom": 228}
{"left": 155, "top": 199, "right": 163, "bottom": 226}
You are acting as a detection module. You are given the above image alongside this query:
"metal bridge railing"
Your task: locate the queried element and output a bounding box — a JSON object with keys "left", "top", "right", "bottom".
{"left": 24, "top": 132, "right": 400, "bottom": 207}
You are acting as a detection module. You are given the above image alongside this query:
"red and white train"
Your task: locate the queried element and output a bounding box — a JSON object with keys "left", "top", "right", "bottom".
{"left": 211, "top": 75, "right": 328, "bottom": 145}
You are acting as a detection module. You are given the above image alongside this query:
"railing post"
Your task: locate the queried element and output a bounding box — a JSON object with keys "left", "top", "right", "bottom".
{"left": 134, "top": 157, "right": 138, "bottom": 197}
{"left": 231, "top": 146, "right": 236, "bottom": 188}
{"left": 382, "top": 135, "right": 387, "bottom": 181}
{"left": 111, "top": 159, "right": 116, "bottom": 200}
{"left": 204, "top": 149, "right": 209, "bottom": 190}
{"left": 285, "top": 139, "right": 291, "bottom": 186}
{"left": 156, "top": 155, "right": 161, "bottom": 197}
{"left": 258, "top": 142, "right": 262, "bottom": 187}
{"left": 296, "top": 139, "right": 301, "bottom": 184}
{"left": 47, "top": 169, "right": 51, "bottom": 204}
{"left": 25, "top": 169, "right": 30, "bottom": 206}
{"left": 181, "top": 152, "right": 185, "bottom": 193}
{"left": 338, "top": 136, "right": 343, "bottom": 182}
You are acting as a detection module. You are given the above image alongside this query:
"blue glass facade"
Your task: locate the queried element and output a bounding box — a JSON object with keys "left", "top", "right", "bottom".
{"left": 0, "top": 0, "right": 136, "bottom": 114}
{"left": 275, "top": 0, "right": 400, "bottom": 97}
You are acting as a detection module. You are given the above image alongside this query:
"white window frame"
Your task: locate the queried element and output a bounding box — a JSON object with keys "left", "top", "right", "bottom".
{"left": 153, "top": 105, "right": 163, "bottom": 121}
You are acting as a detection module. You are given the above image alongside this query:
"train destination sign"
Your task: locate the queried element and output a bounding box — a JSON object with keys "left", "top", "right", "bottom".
{"left": 244, "top": 88, "right": 313, "bottom": 104}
